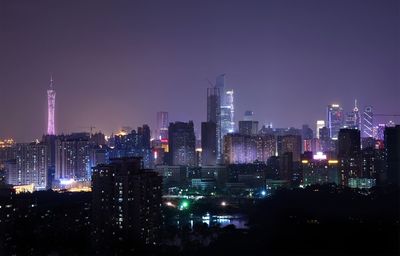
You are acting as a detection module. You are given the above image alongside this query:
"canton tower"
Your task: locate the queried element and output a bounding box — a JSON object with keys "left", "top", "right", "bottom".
{"left": 47, "top": 76, "right": 56, "bottom": 135}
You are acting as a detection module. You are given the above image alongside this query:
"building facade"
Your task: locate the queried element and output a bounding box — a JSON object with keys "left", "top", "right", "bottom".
{"left": 7, "top": 142, "right": 48, "bottom": 190}
{"left": 168, "top": 121, "right": 196, "bottom": 166}
{"left": 327, "top": 104, "right": 344, "bottom": 140}
{"left": 92, "top": 157, "right": 162, "bottom": 251}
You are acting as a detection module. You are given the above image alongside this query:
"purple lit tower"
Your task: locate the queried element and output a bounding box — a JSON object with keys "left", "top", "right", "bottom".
{"left": 47, "top": 76, "right": 56, "bottom": 135}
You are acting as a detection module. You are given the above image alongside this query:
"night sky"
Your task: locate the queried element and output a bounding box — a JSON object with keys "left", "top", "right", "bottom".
{"left": 0, "top": 0, "right": 399, "bottom": 141}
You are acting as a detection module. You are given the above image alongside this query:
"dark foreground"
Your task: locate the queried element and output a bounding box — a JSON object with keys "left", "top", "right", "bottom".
{"left": 0, "top": 184, "right": 399, "bottom": 255}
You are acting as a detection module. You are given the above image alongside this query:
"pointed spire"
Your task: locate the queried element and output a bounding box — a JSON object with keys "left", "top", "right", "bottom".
{"left": 50, "top": 74, "right": 54, "bottom": 89}
{"left": 353, "top": 99, "right": 358, "bottom": 112}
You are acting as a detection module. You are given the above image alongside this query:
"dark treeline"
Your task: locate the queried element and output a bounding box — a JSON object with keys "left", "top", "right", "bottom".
{"left": 202, "top": 185, "right": 400, "bottom": 256}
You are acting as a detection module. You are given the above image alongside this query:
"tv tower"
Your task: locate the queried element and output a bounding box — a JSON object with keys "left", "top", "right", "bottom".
{"left": 47, "top": 76, "right": 56, "bottom": 135}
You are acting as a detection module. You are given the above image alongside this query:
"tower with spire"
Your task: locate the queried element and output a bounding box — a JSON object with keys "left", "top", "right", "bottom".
{"left": 353, "top": 99, "right": 361, "bottom": 130}
{"left": 47, "top": 76, "right": 56, "bottom": 135}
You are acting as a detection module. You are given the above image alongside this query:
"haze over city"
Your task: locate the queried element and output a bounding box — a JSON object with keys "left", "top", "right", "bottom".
{"left": 1, "top": 0, "right": 399, "bottom": 141}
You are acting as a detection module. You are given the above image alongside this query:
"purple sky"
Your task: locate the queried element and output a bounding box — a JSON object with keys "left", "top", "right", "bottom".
{"left": 0, "top": 0, "right": 399, "bottom": 141}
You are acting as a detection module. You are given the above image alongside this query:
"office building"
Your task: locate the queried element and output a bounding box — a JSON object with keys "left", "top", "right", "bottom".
{"left": 239, "top": 120, "right": 259, "bottom": 136}
{"left": 156, "top": 111, "right": 169, "bottom": 140}
{"left": 254, "top": 135, "right": 277, "bottom": 162}
{"left": 384, "top": 125, "right": 400, "bottom": 185}
{"left": 207, "top": 74, "right": 235, "bottom": 163}
{"left": 217, "top": 74, "right": 235, "bottom": 136}
{"left": 223, "top": 134, "right": 256, "bottom": 164}
{"left": 168, "top": 121, "right": 196, "bottom": 166}
{"left": 362, "top": 106, "right": 374, "bottom": 138}
{"left": 338, "top": 129, "right": 361, "bottom": 186}
{"left": 223, "top": 134, "right": 276, "bottom": 164}
{"left": 326, "top": 104, "right": 344, "bottom": 139}
{"left": 201, "top": 121, "right": 217, "bottom": 166}
{"left": 345, "top": 100, "right": 361, "bottom": 130}
{"left": 278, "top": 135, "right": 302, "bottom": 162}
{"left": 316, "top": 120, "right": 325, "bottom": 139}
{"left": 109, "top": 125, "right": 153, "bottom": 168}
{"left": 207, "top": 86, "right": 221, "bottom": 162}
{"left": 301, "top": 156, "right": 339, "bottom": 186}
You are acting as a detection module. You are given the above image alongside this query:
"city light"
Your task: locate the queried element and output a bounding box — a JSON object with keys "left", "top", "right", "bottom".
{"left": 313, "top": 152, "right": 327, "bottom": 160}
{"left": 179, "top": 200, "right": 189, "bottom": 210}
{"left": 59, "top": 178, "right": 75, "bottom": 185}
{"left": 165, "top": 201, "right": 175, "bottom": 207}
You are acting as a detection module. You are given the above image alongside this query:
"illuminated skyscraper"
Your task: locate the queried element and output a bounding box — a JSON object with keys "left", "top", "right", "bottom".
{"left": 345, "top": 100, "right": 361, "bottom": 130}
{"left": 217, "top": 74, "right": 235, "bottom": 136}
{"left": 316, "top": 120, "right": 325, "bottom": 139}
{"left": 326, "top": 104, "right": 343, "bottom": 140}
{"left": 362, "top": 106, "right": 374, "bottom": 137}
{"left": 156, "top": 111, "right": 169, "bottom": 140}
{"left": 207, "top": 74, "right": 235, "bottom": 163}
{"left": 207, "top": 86, "right": 221, "bottom": 162}
{"left": 47, "top": 76, "right": 56, "bottom": 135}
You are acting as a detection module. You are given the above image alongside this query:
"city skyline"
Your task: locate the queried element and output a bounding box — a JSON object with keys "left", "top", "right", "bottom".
{"left": 0, "top": 1, "right": 399, "bottom": 254}
{"left": 1, "top": 0, "right": 399, "bottom": 141}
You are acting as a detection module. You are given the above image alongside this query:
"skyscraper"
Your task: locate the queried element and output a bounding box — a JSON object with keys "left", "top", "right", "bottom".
{"left": 207, "top": 74, "right": 235, "bottom": 163}
{"left": 201, "top": 121, "right": 217, "bottom": 166}
{"left": 217, "top": 74, "right": 235, "bottom": 136}
{"left": 338, "top": 128, "right": 361, "bottom": 186}
{"left": 243, "top": 110, "right": 254, "bottom": 121}
{"left": 168, "top": 121, "right": 196, "bottom": 166}
{"left": 238, "top": 120, "right": 259, "bottom": 136}
{"left": 156, "top": 112, "right": 169, "bottom": 140}
{"left": 384, "top": 125, "right": 400, "bottom": 185}
{"left": 362, "top": 106, "right": 374, "bottom": 137}
{"left": 47, "top": 76, "right": 56, "bottom": 135}
{"left": 327, "top": 104, "right": 344, "bottom": 140}
{"left": 345, "top": 100, "right": 361, "bottom": 130}
{"left": 207, "top": 86, "right": 221, "bottom": 162}
{"left": 316, "top": 120, "right": 325, "bottom": 139}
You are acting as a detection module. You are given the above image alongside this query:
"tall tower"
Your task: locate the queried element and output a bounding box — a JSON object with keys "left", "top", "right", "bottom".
{"left": 326, "top": 104, "right": 343, "bottom": 140}
{"left": 207, "top": 74, "right": 235, "bottom": 164}
{"left": 156, "top": 112, "right": 169, "bottom": 140}
{"left": 362, "top": 106, "right": 373, "bottom": 137}
{"left": 47, "top": 76, "right": 56, "bottom": 135}
{"left": 353, "top": 99, "right": 361, "bottom": 130}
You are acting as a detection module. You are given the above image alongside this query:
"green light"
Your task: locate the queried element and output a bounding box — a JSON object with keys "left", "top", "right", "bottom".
{"left": 180, "top": 200, "right": 189, "bottom": 210}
